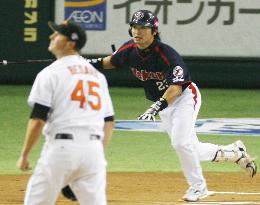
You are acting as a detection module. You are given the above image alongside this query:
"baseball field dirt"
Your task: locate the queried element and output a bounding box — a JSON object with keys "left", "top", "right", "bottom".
{"left": 0, "top": 172, "right": 259, "bottom": 205}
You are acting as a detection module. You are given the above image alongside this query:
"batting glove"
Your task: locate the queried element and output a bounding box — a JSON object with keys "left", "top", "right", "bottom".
{"left": 87, "top": 58, "right": 103, "bottom": 70}
{"left": 138, "top": 98, "right": 168, "bottom": 121}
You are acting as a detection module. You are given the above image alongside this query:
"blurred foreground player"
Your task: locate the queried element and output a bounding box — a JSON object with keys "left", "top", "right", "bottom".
{"left": 17, "top": 20, "right": 114, "bottom": 205}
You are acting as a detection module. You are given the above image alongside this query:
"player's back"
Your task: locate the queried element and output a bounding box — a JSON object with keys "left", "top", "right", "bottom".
{"left": 31, "top": 55, "right": 113, "bottom": 136}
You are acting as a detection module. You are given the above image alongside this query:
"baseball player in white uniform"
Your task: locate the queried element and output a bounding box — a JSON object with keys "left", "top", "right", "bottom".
{"left": 90, "top": 10, "right": 257, "bottom": 202}
{"left": 16, "top": 20, "right": 114, "bottom": 205}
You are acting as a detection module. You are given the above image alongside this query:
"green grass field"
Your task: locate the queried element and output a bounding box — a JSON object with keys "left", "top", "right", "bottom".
{"left": 0, "top": 86, "right": 260, "bottom": 175}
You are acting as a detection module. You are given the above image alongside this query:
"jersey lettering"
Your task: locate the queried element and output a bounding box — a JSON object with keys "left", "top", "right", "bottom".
{"left": 156, "top": 80, "right": 169, "bottom": 91}
{"left": 68, "top": 65, "right": 98, "bottom": 77}
{"left": 131, "top": 67, "right": 164, "bottom": 81}
{"left": 71, "top": 80, "right": 101, "bottom": 110}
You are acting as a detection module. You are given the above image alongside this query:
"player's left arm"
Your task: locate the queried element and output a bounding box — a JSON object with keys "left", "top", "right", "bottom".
{"left": 103, "top": 118, "right": 115, "bottom": 150}
{"left": 161, "top": 84, "right": 182, "bottom": 104}
{"left": 138, "top": 85, "right": 182, "bottom": 121}
{"left": 100, "top": 73, "right": 115, "bottom": 150}
{"left": 138, "top": 58, "right": 187, "bottom": 121}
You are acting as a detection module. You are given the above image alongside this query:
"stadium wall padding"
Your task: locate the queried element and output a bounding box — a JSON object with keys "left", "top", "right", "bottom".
{"left": 1, "top": 1, "right": 259, "bottom": 88}
{"left": 1, "top": 57, "right": 259, "bottom": 89}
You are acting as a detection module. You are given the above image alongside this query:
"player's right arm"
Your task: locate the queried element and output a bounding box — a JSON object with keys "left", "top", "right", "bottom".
{"left": 90, "top": 40, "right": 132, "bottom": 70}
{"left": 16, "top": 118, "right": 45, "bottom": 171}
{"left": 17, "top": 103, "right": 50, "bottom": 171}
{"left": 88, "top": 55, "right": 115, "bottom": 70}
{"left": 17, "top": 69, "right": 52, "bottom": 171}
{"left": 102, "top": 55, "right": 114, "bottom": 69}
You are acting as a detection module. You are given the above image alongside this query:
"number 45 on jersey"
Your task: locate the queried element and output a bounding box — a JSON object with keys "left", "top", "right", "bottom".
{"left": 71, "top": 80, "right": 101, "bottom": 110}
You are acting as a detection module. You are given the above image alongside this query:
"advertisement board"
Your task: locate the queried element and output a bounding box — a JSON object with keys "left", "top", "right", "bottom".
{"left": 0, "top": 0, "right": 53, "bottom": 84}
{"left": 64, "top": 0, "right": 107, "bottom": 30}
{"left": 55, "top": 0, "right": 260, "bottom": 57}
{"left": 1, "top": 0, "right": 53, "bottom": 61}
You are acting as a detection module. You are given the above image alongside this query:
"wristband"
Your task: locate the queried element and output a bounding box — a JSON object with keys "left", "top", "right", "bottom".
{"left": 150, "top": 97, "right": 168, "bottom": 113}
{"left": 158, "top": 97, "right": 168, "bottom": 110}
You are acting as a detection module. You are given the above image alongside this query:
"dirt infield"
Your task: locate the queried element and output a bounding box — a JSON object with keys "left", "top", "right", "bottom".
{"left": 0, "top": 172, "right": 259, "bottom": 205}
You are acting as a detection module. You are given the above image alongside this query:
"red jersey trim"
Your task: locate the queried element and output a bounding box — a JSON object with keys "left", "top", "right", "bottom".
{"left": 178, "top": 80, "right": 192, "bottom": 85}
{"left": 118, "top": 43, "right": 137, "bottom": 53}
{"left": 188, "top": 83, "right": 197, "bottom": 110}
{"left": 154, "top": 46, "right": 170, "bottom": 66}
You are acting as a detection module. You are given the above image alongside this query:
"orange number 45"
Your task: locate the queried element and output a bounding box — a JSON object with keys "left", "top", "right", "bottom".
{"left": 71, "top": 80, "right": 101, "bottom": 110}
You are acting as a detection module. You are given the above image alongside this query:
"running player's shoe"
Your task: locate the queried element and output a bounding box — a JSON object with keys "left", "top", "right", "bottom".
{"left": 182, "top": 186, "right": 213, "bottom": 202}
{"left": 234, "top": 140, "right": 257, "bottom": 177}
{"left": 213, "top": 140, "right": 257, "bottom": 177}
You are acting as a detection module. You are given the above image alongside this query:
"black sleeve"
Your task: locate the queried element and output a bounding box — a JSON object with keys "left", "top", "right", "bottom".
{"left": 110, "top": 52, "right": 124, "bottom": 68}
{"left": 30, "top": 103, "right": 51, "bottom": 121}
{"left": 104, "top": 116, "right": 114, "bottom": 122}
{"left": 110, "top": 40, "right": 134, "bottom": 68}
{"left": 163, "top": 47, "right": 191, "bottom": 86}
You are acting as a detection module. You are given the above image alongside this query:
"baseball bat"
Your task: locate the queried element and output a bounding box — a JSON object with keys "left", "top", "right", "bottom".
{"left": 111, "top": 44, "right": 116, "bottom": 52}
{"left": 1, "top": 44, "right": 116, "bottom": 66}
{"left": 0, "top": 59, "right": 54, "bottom": 66}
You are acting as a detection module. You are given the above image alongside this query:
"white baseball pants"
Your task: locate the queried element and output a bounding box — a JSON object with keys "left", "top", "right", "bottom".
{"left": 24, "top": 138, "right": 107, "bottom": 205}
{"left": 159, "top": 83, "right": 219, "bottom": 188}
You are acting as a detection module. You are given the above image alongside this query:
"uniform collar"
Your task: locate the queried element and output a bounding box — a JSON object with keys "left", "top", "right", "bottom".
{"left": 59, "top": 55, "right": 81, "bottom": 61}
{"left": 137, "top": 40, "right": 158, "bottom": 57}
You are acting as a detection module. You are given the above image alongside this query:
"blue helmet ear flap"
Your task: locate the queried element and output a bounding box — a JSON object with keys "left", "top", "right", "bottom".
{"left": 128, "top": 28, "right": 132, "bottom": 37}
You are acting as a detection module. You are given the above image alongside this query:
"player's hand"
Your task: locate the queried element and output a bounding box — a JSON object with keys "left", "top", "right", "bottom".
{"left": 138, "top": 98, "right": 168, "bottom": 121}
{"left": 138, "top": 108, "right": 156, "bottom": 121}
{"left": 16, "top": 156, "right": 31, "bottom": 171}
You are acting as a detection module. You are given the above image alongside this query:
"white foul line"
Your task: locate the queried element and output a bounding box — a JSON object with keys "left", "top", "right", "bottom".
{"left": 212, "top": 191, "right": 260, "bottom": 195}
{"left": 182, "top": 202, "right": 260, "bottom": 205}
{"left": 180, "top": 191, "right": 260, "bottom": 205}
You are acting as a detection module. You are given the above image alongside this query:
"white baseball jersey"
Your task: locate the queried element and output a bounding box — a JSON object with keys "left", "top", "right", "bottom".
{"left": 28, "top": 55, "right": 114, "bottom": 139}
{"left": 24, "top": 55, "right": 114, "bottom": 205}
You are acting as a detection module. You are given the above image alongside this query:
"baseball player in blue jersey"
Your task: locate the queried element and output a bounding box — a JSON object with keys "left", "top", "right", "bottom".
{"left": 90, "top": 10, "right": 257, "bottom": 202}
{"left": 16, "top": 21, "right": 114, "bottom": 205}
